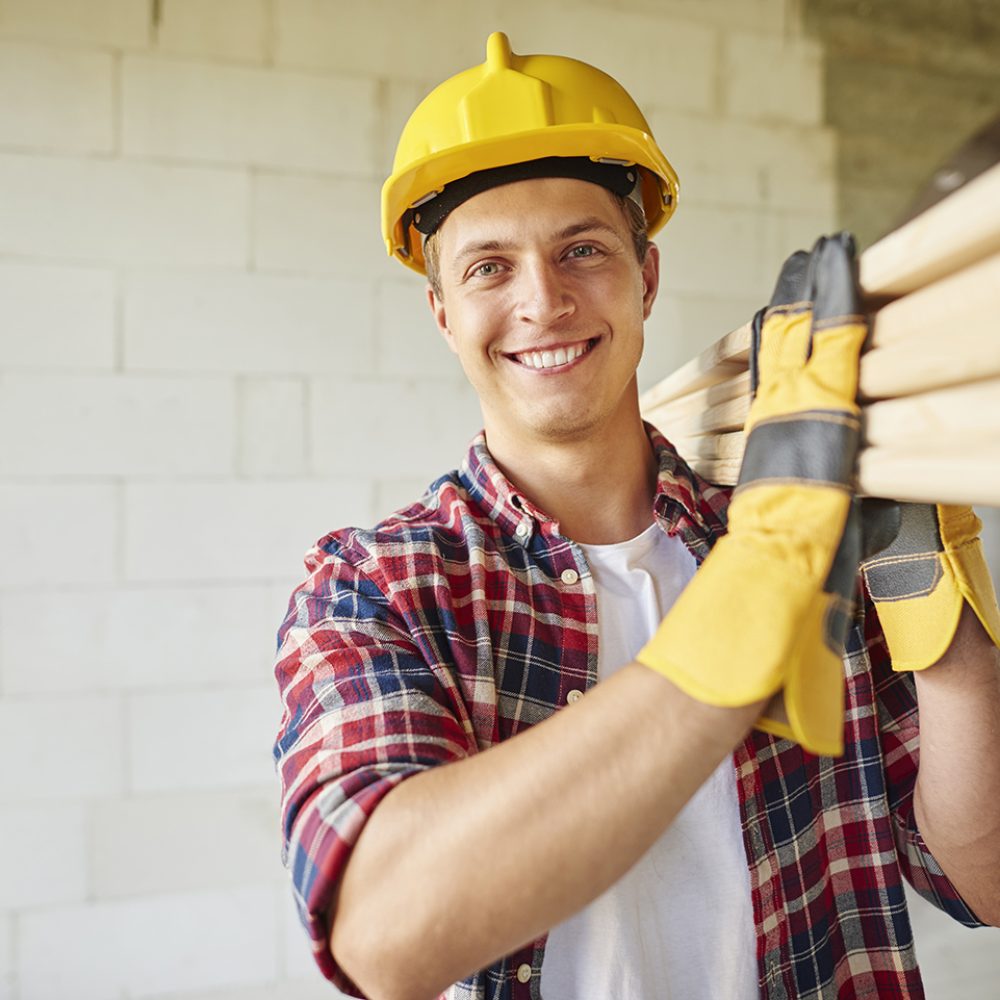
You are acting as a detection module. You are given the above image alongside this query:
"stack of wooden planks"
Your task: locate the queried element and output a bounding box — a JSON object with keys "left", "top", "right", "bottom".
{"left": 640, "top": 161, "right": 1000, "bottom": 507}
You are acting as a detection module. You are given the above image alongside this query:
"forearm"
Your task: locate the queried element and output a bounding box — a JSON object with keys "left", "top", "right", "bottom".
{"left": 913, "top": 602, "right": 1000, "bottom": 925}
{"left": 331, "top": 662, "right": 764, "bottom": 1000}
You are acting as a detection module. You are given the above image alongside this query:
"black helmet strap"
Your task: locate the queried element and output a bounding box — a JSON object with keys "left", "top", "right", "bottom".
{"left": 404, "top": 156, "right": 644, "bottom": 243}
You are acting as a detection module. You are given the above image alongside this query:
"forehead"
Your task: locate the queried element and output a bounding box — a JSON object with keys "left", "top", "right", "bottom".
{"left": 436, "top": 176, "right": 625, "bottom": 257}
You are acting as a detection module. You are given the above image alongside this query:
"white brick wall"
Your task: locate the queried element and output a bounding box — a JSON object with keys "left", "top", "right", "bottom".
{"left": 0, "top": 41, "right": 114, "bottom": 152}
{"left": 0, "top": 583, "right": 287, "bottom": 695}
{"left": 127, "top": 686, "right": 277, "bottom": 792}
{"left": 0, "top": 915, "right": 12, "bottom": 1000}
{"left": 122, "top": 55, "right": 379, "bottom": 174}
{"left": 723, "top": 32, "right": 825, "bottom": 125}
{"left": 252, "top": 172, "right": 386, "bottom": 276}
{"left": 309, "top": 376, "right": 482, "bottom": 480}
{"left": 91, "top": 790, "right": 283, "bottom": 898}
{"left": 16, "top": 888, "right": 280, "bottom": 1000}
{"left": 124, "top": 271, "right": 375, "bottom": 375}
{"left": 0, "top": 154, "right": 250, "bottom": 267}
{"left": 490, "top": 5, "right": 719, "bottom": 115}
{"left": 0, "top": 262, "right": 115, "bottom": 370}
{"left": 0, "top": 696, "right": 124, "bottom": 801}
{"left": 239, "top": 378, "right": 307, "bottom": 477}
{"left": 0, "top": 0, "right": 150, "bottom": 48}
{"left": 0, "top": 484, "right": 117, "bottom": 586}
{"left": 273, "top": 0, "right": 496, "bottom": 81}
{"left": 0, "top": 373, "right": 237, "bottom": 476}
{"left": 123, "top": 480, "right": 372, "bottom": 581}
{"left": 1, "top": 2, "right": 996, "bottom": 997}
{"left": 148, "top": 980, "right": 336, "bottom": 1000}
{"left": 374, "top": 277, "right": 457, "bottom": 378}
{"left": 156, "top": 0, "right": 270, "bottom": 65}
{"left": 0, "top": 802, "right": 88, "bottom": 908}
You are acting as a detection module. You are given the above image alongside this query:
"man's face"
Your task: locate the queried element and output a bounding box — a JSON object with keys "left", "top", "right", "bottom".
{"left": 427, "top": 177, "right": 660, "bottom": 450}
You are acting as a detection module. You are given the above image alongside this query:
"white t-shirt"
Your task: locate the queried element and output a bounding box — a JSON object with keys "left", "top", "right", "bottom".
{"left": 539, "top": 522, "right": 758, "bottom": 1000}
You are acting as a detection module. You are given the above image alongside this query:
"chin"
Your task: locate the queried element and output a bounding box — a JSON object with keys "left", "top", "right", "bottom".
{"left": 526, "top": 406, "right": 608, "bottom": 443}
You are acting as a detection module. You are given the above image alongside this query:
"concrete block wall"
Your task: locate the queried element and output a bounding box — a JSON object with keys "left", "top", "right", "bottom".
{"left": 803, "top": 0, "right": 1000, "bottom": 579}
{"left": 0, "top": 1, "right": 992, "bottom": 997}
{"left": 804, "top": 0, "right": 1000, "bottom": 250}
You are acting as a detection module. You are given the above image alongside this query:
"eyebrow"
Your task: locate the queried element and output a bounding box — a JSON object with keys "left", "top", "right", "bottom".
{"left": 450, "top": 216, "right": 623, "bottom": 266}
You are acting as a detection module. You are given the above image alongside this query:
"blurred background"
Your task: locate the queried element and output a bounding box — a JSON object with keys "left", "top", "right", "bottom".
{"left": 0, "top": 1, "right": 998, "bottom": 997}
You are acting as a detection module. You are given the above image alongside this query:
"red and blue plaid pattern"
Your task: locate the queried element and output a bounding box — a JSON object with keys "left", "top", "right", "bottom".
{"left": 274, "top": 427, "right": 981, "bottom": 999}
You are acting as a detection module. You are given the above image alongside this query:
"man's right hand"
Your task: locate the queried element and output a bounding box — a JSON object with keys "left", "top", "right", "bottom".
{"left": 637, "top": 234, "right": 867, "bottom": 756}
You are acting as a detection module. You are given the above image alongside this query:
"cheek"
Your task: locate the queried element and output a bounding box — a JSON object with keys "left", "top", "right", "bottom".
{"left": 453, "top": 304, "right": 503, "bottom": 358}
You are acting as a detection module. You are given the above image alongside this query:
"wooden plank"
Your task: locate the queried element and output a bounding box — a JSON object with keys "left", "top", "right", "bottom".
{"left": 639, "top": 163, "right": 1000, "bottom": 504}
{"left": 686, "top": 456, "right": 742, "bottom": 485}
{"left": 645, "top": 391, "right": 750, "bottom": 438}
{"left": 856, "top": 447, "right": 1000, "bottom": 506}
{"left": 859, "top": 250, "right": 1000, "bottom": 401}
{"left": 644, "top": 253, "right": 1000, "bottom": 437}
{"left": 862, "top": 377, "right": 1000, "bottom": 447}
{"left": 865, "top": 249, "right": 1000, "bottom": 350}
{"left": 858, "top": 160, "right": 1000, "bottom": 299}
{"left": 664, "top": 430, "right": 746, "bottom": 462}
{"left": 646, "top": 371, "right": 752, "bottom": 424}
{"left": 639, "top": 168, "right": 1000, "bottom": 411}
{"left": 684, "top": 443, "right": 1000, "bottom": 507}
{"left": 638, "top": 322, "right": 751, "bottom": 409}
{"left": 652, "top": 376, "right": 1000, "bottom": 505}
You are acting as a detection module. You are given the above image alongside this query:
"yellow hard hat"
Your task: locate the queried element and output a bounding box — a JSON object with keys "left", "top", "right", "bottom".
{"left": 381, "top": 31, "right": 680, "bottom": 274}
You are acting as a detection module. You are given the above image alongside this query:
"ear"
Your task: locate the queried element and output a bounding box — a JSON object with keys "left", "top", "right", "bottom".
{"left": 426, "top": 284, "right": 459, "bottom": 355}
{"left": 641, "top": 242, "right": 661, "bottom": 320}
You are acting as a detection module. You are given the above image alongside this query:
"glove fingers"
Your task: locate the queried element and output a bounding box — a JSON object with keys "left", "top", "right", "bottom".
{"left": 768, "top": 249, "right": 810, "bottom": 309}
{"left": 756, "top": 250, "right": 813, "bottom": 382}
{"left": 809, "top": 233, "right": 861, "bottom": 327}
{"left": 805, "top": 233, "right": 867, "bottom": 399}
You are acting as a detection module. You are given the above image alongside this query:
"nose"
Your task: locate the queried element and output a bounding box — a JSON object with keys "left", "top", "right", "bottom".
{"left": 513, "top": 258, "right": 575, "bottom": 328}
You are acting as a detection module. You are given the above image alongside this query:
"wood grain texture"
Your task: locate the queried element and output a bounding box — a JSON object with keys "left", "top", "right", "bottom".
{"left": 640, "top": 167, "right": 1000, "bottom": 505}
{"left": 858, "top": 161, "right": 1000, "bottom": 298}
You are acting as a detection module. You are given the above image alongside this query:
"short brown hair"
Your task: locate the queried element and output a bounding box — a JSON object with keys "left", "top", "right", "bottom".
{"left": 424, "top": 190, "right": 649, "bottom": 299}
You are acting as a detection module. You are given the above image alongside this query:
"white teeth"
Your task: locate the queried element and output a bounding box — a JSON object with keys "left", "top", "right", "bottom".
{"left": 514, "top": 340, "right": 592, "bottom": 370}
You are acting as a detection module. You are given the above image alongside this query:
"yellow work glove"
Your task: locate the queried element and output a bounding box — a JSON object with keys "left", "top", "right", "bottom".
{"left": 637, "top": 233, "right": 867, "bottom": 756}
{"left": 860, "top": 502, "right": 1000, "bottom": 670}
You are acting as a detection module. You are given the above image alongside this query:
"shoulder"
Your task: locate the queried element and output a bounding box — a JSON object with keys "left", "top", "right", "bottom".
{"left": 304, "top": 469, "right": 491, "bottom": 585}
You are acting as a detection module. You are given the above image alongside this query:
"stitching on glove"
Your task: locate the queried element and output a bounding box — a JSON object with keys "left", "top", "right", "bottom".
{"left": 862, "top": 554, "right": 942, "bottom": 601}
{"left": 734, "top": 477, "right": 853, "bottom": 494}
{"left": 811, "top": 313, "right": 866, "bottom": 330}
{"left": 752, "top": 411, "right": 860, "bottom": 429}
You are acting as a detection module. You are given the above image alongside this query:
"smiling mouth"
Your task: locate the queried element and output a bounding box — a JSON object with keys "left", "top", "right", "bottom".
{"left": 508, "top": 337, "right": 599, "bottom": 371}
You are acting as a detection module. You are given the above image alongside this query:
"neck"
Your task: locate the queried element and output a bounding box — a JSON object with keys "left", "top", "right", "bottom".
{"left": 484, "top": 397, "right": 658, "bottom": 545}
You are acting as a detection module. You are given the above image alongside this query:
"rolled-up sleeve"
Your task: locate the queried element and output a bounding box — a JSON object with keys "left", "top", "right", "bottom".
{"left": 871, "top": 613, "right": 985, "bottom": 929}
{"left": 273, "top": 536, "right": 475, "bottom": 991}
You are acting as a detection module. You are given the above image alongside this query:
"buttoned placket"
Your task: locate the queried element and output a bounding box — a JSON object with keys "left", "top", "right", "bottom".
{"left": 557, "top": 540, "right": 599, "bottom": 706}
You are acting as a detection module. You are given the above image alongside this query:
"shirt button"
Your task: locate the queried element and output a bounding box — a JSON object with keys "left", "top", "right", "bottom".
{"left": 514, "top": 522, "right": 529, "bottom": 538}
{"left": 566, "top": 689, "right": 583, "bottom": 705}
{"left": 560, "top": 568, "right": 579, "bottom": 585}
{"left": 516, "top": 963, "right": 533, "bottom": 983}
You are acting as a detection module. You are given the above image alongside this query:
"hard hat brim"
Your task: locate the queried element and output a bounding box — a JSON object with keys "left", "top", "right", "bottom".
{"left": 382, "top": 123, "right": 680, "bottom": 275}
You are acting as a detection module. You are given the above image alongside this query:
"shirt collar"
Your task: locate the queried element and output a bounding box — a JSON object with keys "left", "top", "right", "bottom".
{"left": 458, "top": 425, "right": 731, "bottom": 558}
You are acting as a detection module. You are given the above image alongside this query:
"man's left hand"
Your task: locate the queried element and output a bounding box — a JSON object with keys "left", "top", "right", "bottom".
{"left": 861, "top": 502, "right": 1000, "bottom": 670}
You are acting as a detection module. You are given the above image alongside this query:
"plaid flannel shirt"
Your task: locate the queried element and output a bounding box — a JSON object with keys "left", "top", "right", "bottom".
{"left": 274, "top": 426, "right": 983, "bottom": 999}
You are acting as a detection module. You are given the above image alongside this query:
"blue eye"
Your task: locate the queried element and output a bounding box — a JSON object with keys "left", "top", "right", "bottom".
{"left": 569, "top": 245, "right": 597, "bottom": 258}
{"left": 473, "top": 262, "right": 501, "bottom": 277}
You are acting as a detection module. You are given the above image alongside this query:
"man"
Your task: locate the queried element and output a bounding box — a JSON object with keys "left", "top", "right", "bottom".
{"left": 274, "top": 32, "right": 1000, "bottom": 1000}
